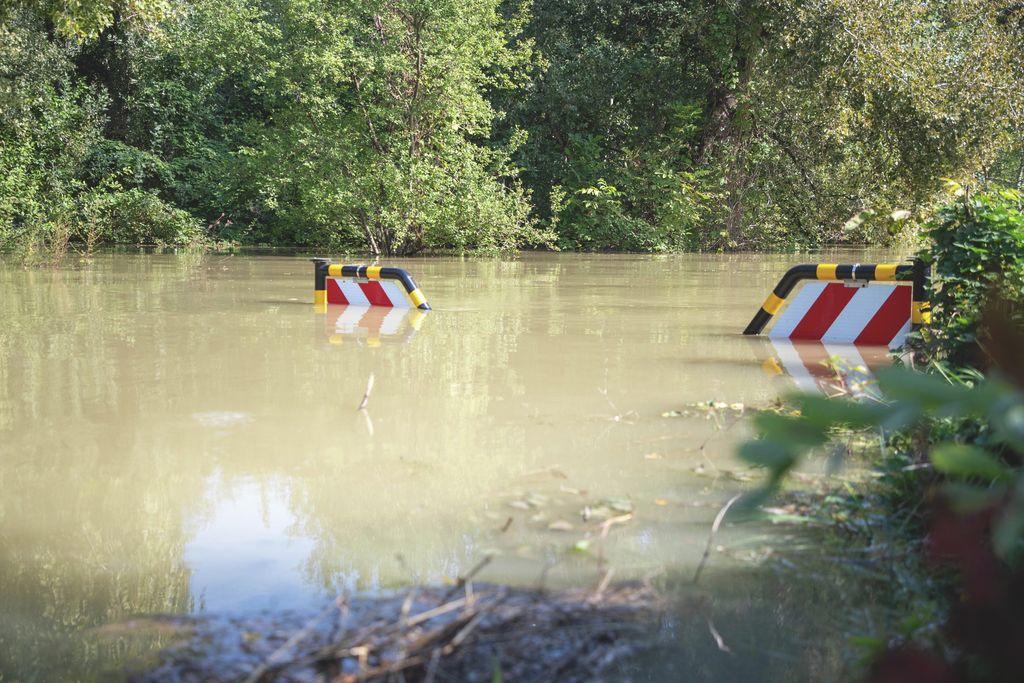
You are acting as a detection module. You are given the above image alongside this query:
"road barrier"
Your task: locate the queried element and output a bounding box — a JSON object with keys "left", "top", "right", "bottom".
{"left": 744, "top": 260, "right": 930, "bottom": 347}
{"left": 312, "top": 258, "right": 430, "bottom": 311}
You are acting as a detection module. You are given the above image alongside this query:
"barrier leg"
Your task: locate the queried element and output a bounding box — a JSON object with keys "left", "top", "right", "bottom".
{"left": 312, "top": 257, "right": 330, "bottom": 311}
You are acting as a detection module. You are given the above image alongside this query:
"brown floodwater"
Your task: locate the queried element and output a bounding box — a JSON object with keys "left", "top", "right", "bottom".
{"left": 0, "top": 251, "right": 904, "bottom": 680}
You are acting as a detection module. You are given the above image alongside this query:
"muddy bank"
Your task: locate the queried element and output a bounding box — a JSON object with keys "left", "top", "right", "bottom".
{"left": 133, "top": 580, "right": 665, "bottom": 683}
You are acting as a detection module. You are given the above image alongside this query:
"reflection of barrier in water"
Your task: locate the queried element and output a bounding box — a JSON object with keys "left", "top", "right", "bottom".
{"left": 324, "top": 305, "right": 427, "bottom": 346}
{"left": 765, "top": 338, "right": 893, "bottom": 399}
{"left": 744, "top": 260, "right": 931, "bottom": 348}
{"left": 311, "top": 258, "right": 431, "bottom": 311}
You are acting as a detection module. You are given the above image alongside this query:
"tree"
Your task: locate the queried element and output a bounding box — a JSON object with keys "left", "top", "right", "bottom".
{"left": 506, "top": 0, "right": 1024, "bottom": 249}
{"left": 172, "top": 0, "right": 549, "bottom": 254}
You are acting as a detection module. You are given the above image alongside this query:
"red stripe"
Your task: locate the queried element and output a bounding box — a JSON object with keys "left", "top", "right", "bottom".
{"left": 854, "top": 286, "right": 911, "bottom": 345}
{"left": 358, "top": 307, "right": 389, "bottom": 332}
{"left": 789, "top": 283, "right": 858, "bottom": 341}
{"left": 793, "top": 342, "right": 836, "bottom": 378}
{"left": 359, "top": 281, "right": 393, "bottom": 307}
{"left": 326, "top": 279, "right": 348, "bottom": 305}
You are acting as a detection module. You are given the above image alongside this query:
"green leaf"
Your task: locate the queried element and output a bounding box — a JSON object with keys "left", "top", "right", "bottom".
{"left": 994, "top": 479, "right": 1024, "bottom": 561}
{"left": 875, "top": 367, "right": 973, "bottom": 414}
{"left": 848, "top": 634, "right": 885, "bottom": 654}
{"left": 790, "top": 394, "right": 888, "bottom": 429}
{"left": 737, "top": 440, "right": 798, "bottom": 473}
{"left": 941, "top": 482, "right": 1004, "bottom": 513}
{"left": 931, "top": 444, "right": 1011, "bottom": 482}
{"left": 751, "top": 412, "right": 829, "bottom": 448}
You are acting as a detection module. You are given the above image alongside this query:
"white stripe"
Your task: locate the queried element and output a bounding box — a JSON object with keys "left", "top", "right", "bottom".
{"left": 769, "top": 338, "right": 820, "bottom": 393}
{"left": 378, "top": 307, "right": 407, "bottom": 335}
{"left": 336, "top": 280, "right": 370, "bottom": 306}
{"left": 823, "top": 343, "right": 883, "bottom": 400}
{"left": 889, "top": 319, "right": 911, "bottom": 349}
{"left": 820, "top": 285, "right": 894, "bottom": 344}
{"left": 768, "top": 282, "right": 827, "bottom": 339}
{"left": 335, "top": 305, "right": 370, "bottom": 333}
{"left": 380, "top": 281, "right": 411, "bottom": 308}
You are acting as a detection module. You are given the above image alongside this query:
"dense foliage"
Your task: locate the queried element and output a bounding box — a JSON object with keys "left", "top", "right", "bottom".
{"left": 1, "top": 1, "right": 1022, "bottom": 254}
{"left": 920, "top": 188, "right": 1024, "bottom": 366}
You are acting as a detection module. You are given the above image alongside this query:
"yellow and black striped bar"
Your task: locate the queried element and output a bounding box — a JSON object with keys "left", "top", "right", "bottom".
{"left": 911, "top": 258, "right": 931, "bottom": 327}
{"left": 743, "top": 260, "right": 929, "bottom": 335}
{"left": 311, "top": 258, "right": 431, "bottom": 310}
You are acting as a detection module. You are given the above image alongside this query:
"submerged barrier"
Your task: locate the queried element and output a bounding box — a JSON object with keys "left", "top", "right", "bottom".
{"left": 743, "top": 260, "right": 931, "bottom": 347}
{"left": 312, "top": 258, "right": 430, "bottom": 311}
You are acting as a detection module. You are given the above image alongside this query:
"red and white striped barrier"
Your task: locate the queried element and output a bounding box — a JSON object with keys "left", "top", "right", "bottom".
{"left": 767, "top": 282, "right": 911, "bottom": 348}
{"left": 313, "top": 261, "right": 431, "bottom": 310}
{"left": 326, "top": 278, "right": 413, "bottom": 308}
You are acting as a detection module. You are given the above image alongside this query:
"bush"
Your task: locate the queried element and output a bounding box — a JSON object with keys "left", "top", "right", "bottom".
{"left": 81, "top": 188, "right": 205, "bottom": 246}
{"left": 922, "top": 187, "right": 1024, "bottom": 366}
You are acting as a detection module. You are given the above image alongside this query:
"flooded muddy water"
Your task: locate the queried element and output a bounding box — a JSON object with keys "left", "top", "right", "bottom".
{"left": 0, "top": 251, "right": 901, "bottom": 680}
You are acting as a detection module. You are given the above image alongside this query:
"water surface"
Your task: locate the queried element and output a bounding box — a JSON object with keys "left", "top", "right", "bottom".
{"left": 0, "top": 252, "right": 899, "bottom": 680}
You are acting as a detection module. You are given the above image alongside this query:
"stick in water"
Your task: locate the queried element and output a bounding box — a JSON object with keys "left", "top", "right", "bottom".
{"left": 692, "top": 493, "right": 742, "bottom": 584}
{"left": 358, "top": 373, "right": 375, "bottom": 411}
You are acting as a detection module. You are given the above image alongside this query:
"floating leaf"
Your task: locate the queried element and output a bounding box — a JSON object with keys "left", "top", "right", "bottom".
{"left": 605, "top": 497, "right": 634, "bottom": 513}
{"left": 572, "top": 539, "right": 591, "bottom": 554}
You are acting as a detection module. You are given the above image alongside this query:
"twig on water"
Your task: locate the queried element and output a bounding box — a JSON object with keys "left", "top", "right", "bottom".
{"left": 706, "top": 617, "right": 733, "bottom": 654}
{"left": 692, "top": 493, "right": 743, "bottom": 584}
{"left": 598, "top": 388, "right": 639, "bottom": 424}
{"left": 359, "top": 373, "right": 376, "bottom": 411}
{"left": 599, "top": 513, "right": 634, "bottom": 539}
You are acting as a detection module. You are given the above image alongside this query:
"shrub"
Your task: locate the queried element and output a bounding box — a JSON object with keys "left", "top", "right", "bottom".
{"left": 921, "top": 187, "right": 1024, "bottom": 366}
{"left": 81, "top": 188, "right": 205, "bottom": 246}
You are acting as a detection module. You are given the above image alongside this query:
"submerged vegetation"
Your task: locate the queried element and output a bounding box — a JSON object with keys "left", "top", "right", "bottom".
{"left": 1, "top": 0, "right": 1023, "bottom": 255}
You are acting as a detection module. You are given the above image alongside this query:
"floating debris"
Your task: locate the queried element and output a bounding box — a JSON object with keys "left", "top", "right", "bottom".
{"left": 583, "top": 497, "right": 635, "bottom": 520}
